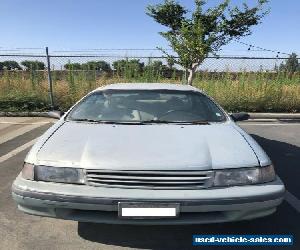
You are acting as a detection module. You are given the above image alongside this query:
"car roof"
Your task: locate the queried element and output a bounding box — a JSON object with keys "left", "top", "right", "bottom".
{"left": 96, "top": 83, "right": 202, "bottom": 92}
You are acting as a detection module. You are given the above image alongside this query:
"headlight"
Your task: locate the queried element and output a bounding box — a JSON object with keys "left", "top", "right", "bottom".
{"left": 21, "top": 163, "right": 84, "bottom": 184}
{"left": 213, "top": 165, "right": 276, "bottom": 187}
{"left": 35, "top": 166, "right": 84, "bottom": 184}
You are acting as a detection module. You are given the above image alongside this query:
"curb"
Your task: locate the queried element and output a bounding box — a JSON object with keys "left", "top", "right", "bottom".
{"left": 0, "top": 112, "right": 49, "bottom": 117}
{"left": 1, "top": 112, "right": 300, "bottom": 120}
{"left": 248, "top": 113, "right": 300, "bottom": 119}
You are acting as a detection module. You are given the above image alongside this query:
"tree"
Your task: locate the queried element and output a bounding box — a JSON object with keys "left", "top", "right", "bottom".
{"left": 1, "top": 60, "right": 22, "bottom": 70}
{"left": 279, "top": 53, "right": 299, "bottom": 73}
{"left": 64, "top": 63, "right": 82, "bottom": 70}
{"left": 145, "top": 60, "right": 164, "bottom": 71}
{"left": 21, "top": 60, "right": 45, "bottom": 70}
{"left": 112, "top": 60, "right": 127, "bottom": 73}
{"left": 146, "top": 0, "right": 269, "bottom": 85}
{"left": 81, "top": 61, "right": 112, "bottom": 72}
{"left": 113, "top": 59, "right": 144, "bottom": 76}
{"left": 166, "top": 57, "right": 175, "bottom": 69}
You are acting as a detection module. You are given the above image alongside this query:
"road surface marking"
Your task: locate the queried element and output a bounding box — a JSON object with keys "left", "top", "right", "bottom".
{"left": 0, "top": 138, "right": 37, "bottom": 164}
{"left": 285, "top": 190, "right": 300, "bottom": 213}
{"left": 0, "top": 123, "right": 13, "bottom": 131}
{"left": 0, "top": 123, "right": 46, "bottom": 144}
{"left": 0, "top": 118, "right": 42, "bottom": 131}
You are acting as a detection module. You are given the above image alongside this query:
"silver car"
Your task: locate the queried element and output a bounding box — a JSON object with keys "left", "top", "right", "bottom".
{"left": 12, "top": 83, "right": 285, "bottom": 224}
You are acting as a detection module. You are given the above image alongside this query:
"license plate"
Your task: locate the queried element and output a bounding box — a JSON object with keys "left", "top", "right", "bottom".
{"left": 118, "top": 202, "right": 180, "bottom": 219}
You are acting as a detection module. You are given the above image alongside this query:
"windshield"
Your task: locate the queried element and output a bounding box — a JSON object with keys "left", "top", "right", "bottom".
{"left": 67, "top": 89, "right": 226, "bottom": 123}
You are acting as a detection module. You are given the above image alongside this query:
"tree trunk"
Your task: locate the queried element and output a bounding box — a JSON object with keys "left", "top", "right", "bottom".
{"left": 187, "top": 63, "right": 199, "bottom": 85}
{"left": 187, "top": 69, "right": 195, "bottom": 85}
{"left": 185, "top": 68, "right": 188, "bottom": 83}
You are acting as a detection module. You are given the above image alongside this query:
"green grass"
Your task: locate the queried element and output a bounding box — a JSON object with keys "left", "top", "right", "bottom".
{"left": 0, "top": 69, "right": 299, "bottom": 112}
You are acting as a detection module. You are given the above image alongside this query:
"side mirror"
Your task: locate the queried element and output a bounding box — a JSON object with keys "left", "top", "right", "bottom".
{"left": 230, "top": 112, "right": 250, "bottom": 122}
{"left": 48, "top": 110, "right": 64, "bottom": 119}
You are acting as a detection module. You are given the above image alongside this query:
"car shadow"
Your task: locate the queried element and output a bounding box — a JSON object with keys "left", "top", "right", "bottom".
{"left": 77, "top": 135, "right": 300, "bottom": 250}
{"left": 250, "top": 134, "right": 300, "bottom": 195}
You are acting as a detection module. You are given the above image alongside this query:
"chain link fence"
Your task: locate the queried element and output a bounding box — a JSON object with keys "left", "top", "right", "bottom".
{"left": 0, "top": 51, "right": 299, "bottom": 112}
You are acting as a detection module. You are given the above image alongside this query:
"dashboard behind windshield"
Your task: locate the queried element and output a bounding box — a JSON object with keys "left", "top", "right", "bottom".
{"left": 67, "top": 89, "right": 226, "bottom": 123}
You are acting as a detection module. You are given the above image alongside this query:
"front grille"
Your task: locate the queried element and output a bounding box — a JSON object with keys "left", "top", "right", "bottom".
{"left": 85, "top": 169, "right": 214, "bottom": 189}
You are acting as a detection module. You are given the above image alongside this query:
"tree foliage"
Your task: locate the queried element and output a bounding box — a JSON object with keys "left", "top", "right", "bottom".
{"left": 279, "top": 53, "right": 299, "bottom": 73}
{"left": 146, "top": 0, "right": 269, "bottom": 85}
{"left": 113, "top": 59, "right": 144, "bottom": 76}
{"left": 81, "top": 61, "right": 112, "bottom": 72}
{"left": 144, "top": 60, "right": 165, "bottom": 72}
{"left": 64, "top": 63, "right": 82, "bottom": 70}
{"left": 21, "top": 60, "right": 45, "bottom": 70}
{"left": 0, "top": 61, "right": 22, "bottom": 70}
{"left": 64, "top": 61, "right": 112, "bottom": 72}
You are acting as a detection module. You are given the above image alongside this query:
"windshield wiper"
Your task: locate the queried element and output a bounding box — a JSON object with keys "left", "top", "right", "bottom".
{"left": 70, "top": 118, "right": 101, "bottom": 122}
{"left": 183, "top": 120, "right": 210, "bottom": 125}
{"left": 70, "top": 119, "right": 210, "bottom": 125}
{"left": 141, "top": 120, "right": 178, "bottom": 124}
{"left": 70, "top": 119, "right": 145, "bottom": 124}
{"left": 141, "top": 120, "right": 210, "bottom": 124}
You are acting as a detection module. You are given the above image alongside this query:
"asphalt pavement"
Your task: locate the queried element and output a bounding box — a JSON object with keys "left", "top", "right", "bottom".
{"left": 0, "top": 117, "right": 299, "bottom": 250}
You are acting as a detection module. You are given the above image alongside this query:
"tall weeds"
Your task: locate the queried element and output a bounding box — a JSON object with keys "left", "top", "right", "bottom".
{"left": 0, "top": 69, "right": 299, "bottom": 112}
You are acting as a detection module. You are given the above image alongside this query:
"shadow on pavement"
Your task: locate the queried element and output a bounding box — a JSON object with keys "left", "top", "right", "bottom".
{"left": 251, "top": 134, "right": 300, "bottom": 196}
{"left": 78, "top": 135, "right": 300, "bottom": 250}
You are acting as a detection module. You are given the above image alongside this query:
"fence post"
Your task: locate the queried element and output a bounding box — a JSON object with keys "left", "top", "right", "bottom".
{"left": 45, "top": 47, "right": 54, "bottom": 110}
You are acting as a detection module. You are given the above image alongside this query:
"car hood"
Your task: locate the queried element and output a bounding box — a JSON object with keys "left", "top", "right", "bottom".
{"left": 35, "top": 121, "right": 260, "bottom": 170}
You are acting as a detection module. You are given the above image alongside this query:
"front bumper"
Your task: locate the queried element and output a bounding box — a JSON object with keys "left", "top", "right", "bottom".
{"left": 12, "top": 175, "right": 285, "bottom": 224}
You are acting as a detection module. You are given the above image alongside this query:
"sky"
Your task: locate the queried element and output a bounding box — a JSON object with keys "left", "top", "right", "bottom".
{"left": 1, "top": 0, "right": 299, "bottom": 57}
